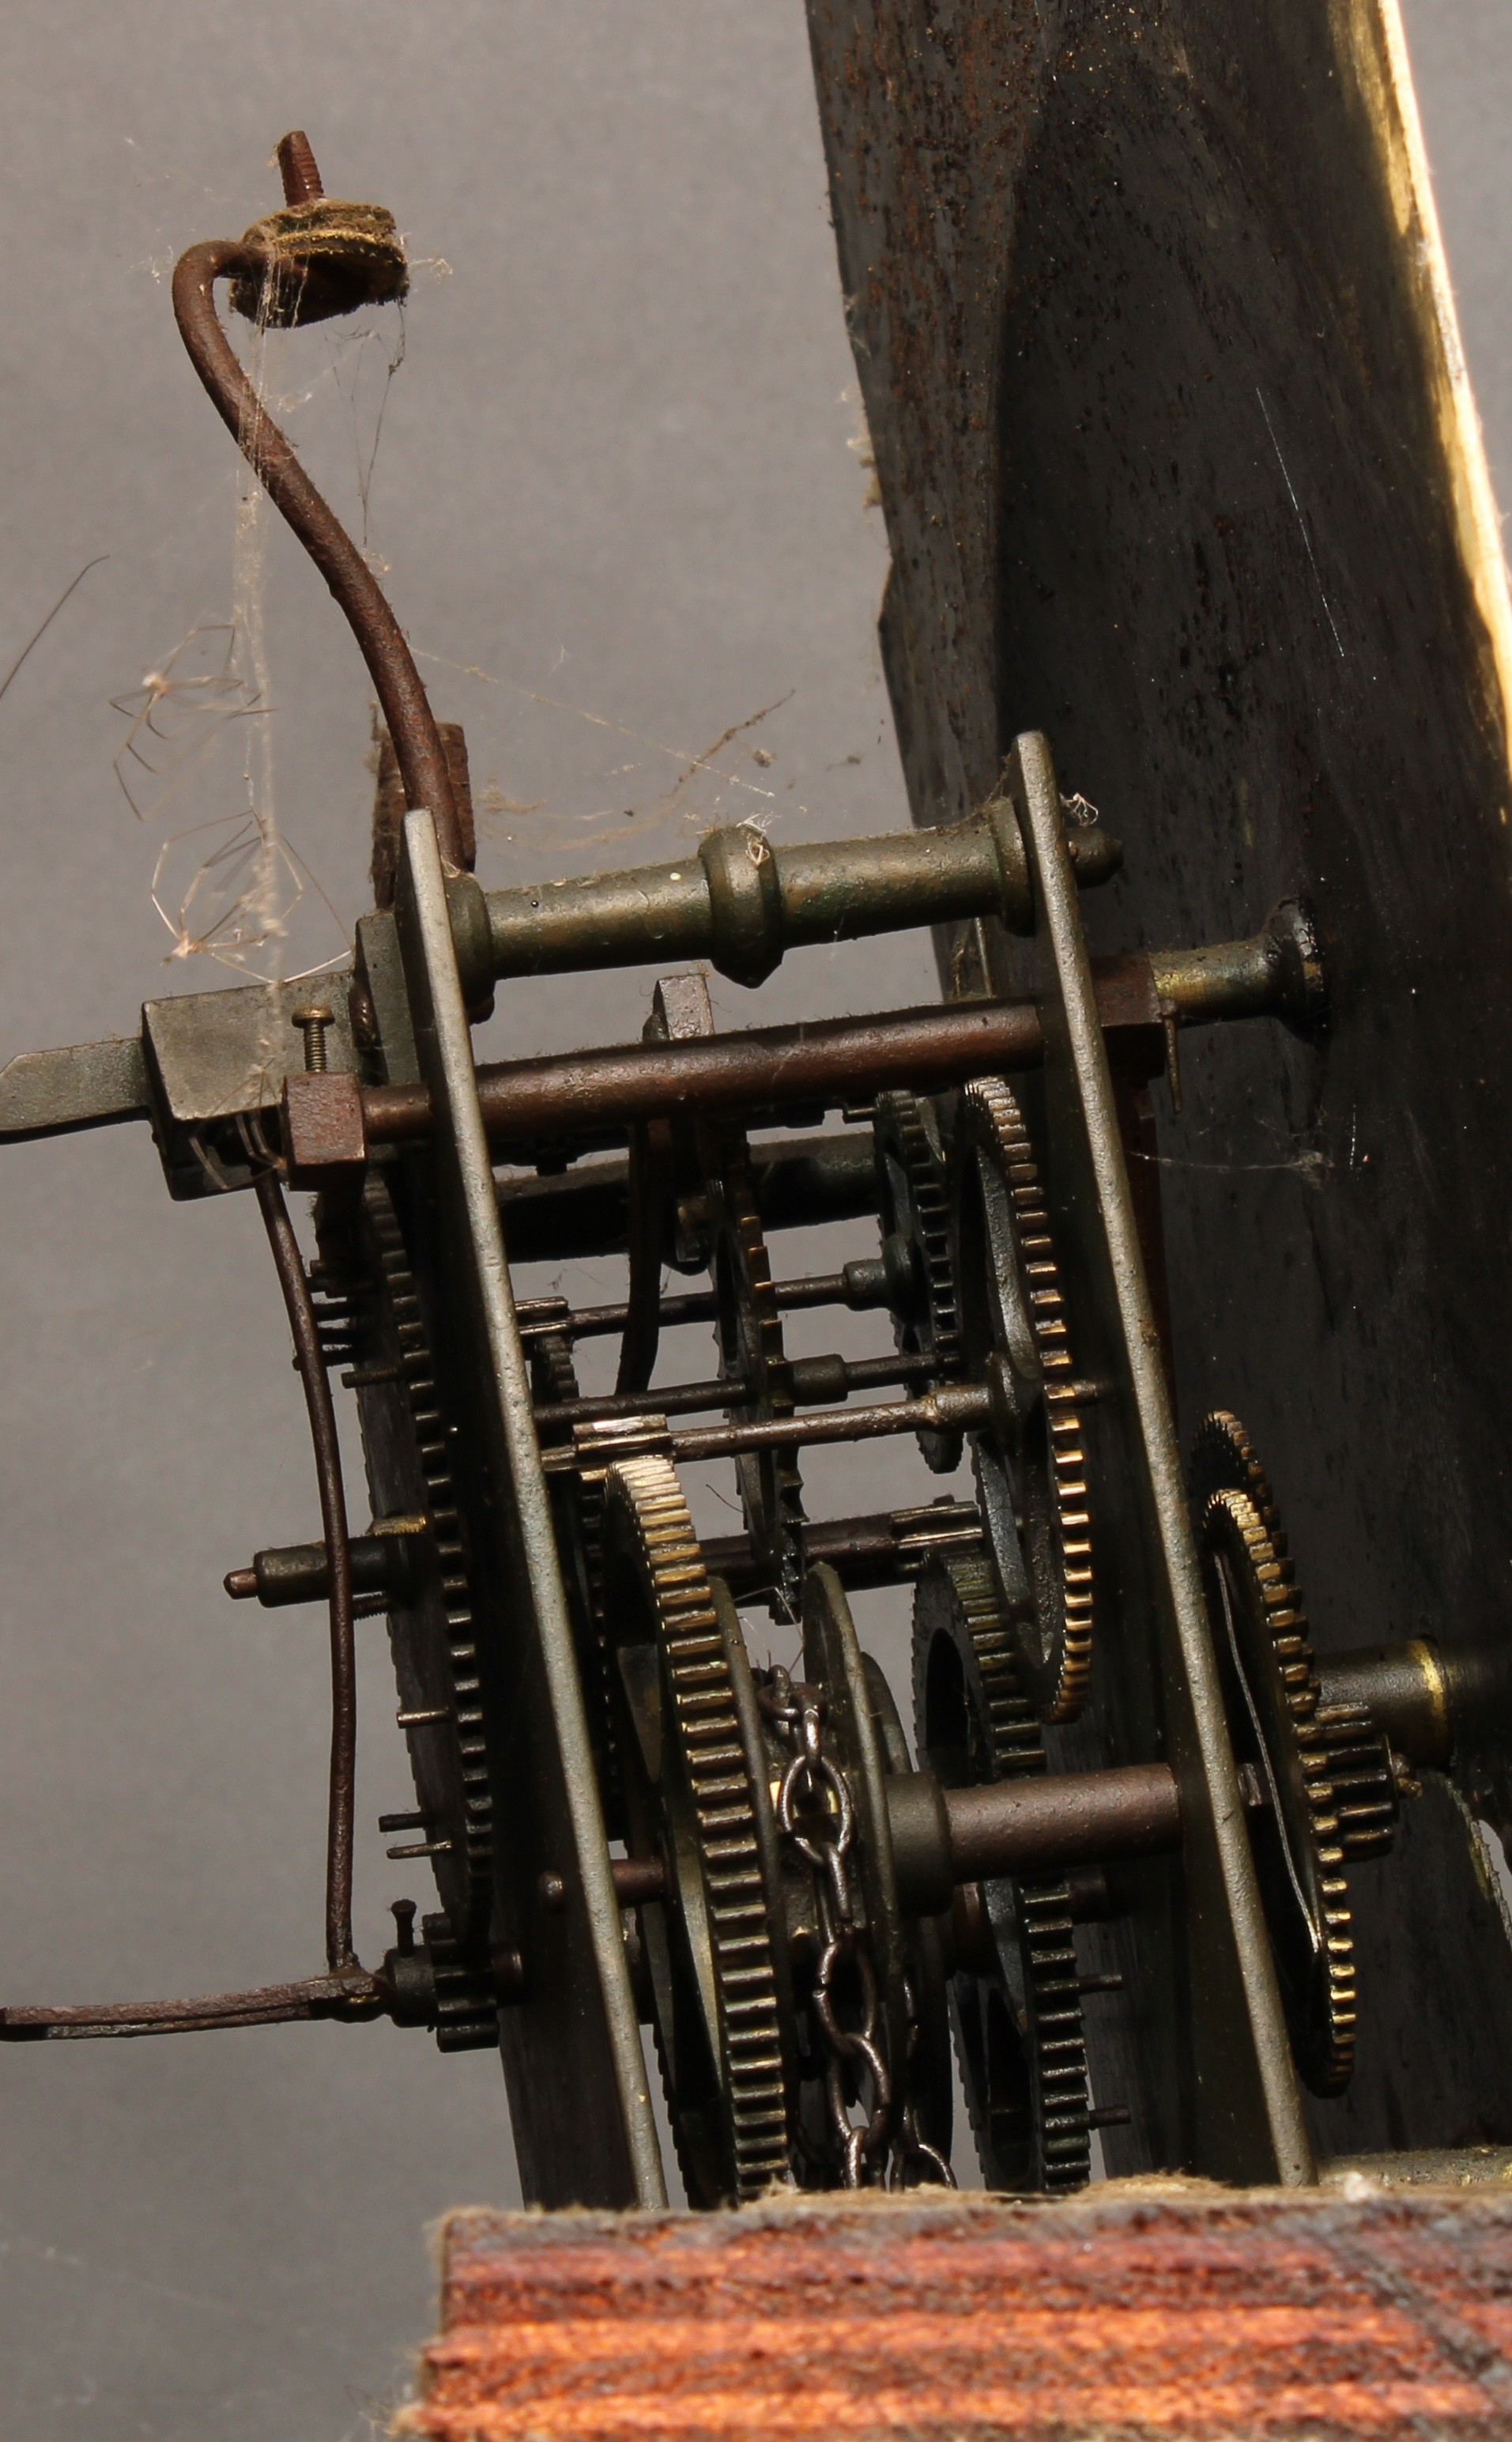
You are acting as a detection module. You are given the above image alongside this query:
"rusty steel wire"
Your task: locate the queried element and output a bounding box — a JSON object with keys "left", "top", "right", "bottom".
{"left": 170, "top": 239, "right": 464, "bottom": 868}
{"left": 255, "top": 1168, "right": 360, "bottom": 1973}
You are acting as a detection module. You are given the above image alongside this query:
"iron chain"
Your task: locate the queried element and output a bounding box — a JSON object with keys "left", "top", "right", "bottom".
{"left": 765, "top": 1666, "right": 952, "bottom": 2189}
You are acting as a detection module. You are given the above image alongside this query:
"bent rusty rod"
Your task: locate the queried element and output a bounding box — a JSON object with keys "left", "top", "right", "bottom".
{"left": 0, "top": 1973, "right": 383, "bottom": 2041}
{"left": 171, "top": 240, "right": 462, "bottom": 866}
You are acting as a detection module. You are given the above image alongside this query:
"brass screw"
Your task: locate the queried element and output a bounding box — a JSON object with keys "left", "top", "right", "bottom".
{"left": 292, "top": 1003, "right": 334, "bottom": 1071}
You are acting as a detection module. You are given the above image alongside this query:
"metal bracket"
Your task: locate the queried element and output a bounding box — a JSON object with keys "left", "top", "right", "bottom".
{"left": 394, "top": 808, "right": 665, "bottom": 2210}
{"left": 1005, "top": 730, "right": 1314, "bottom": 2186}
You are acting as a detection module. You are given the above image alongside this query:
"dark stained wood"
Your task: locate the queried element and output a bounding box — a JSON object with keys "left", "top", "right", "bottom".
{"left": 804, "top": 0, "right": 1512, "bottom": 2161}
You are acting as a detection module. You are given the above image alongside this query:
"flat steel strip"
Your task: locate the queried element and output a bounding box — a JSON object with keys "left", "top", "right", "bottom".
{"left": 0, "top": 1036, "right": 149, "bottom": 1140}
{"left": 397, "top": 810, "right": 664, "bottom": 2208}
{"left": 1013, "top": 734, "right": 1313, "bottom": 2186}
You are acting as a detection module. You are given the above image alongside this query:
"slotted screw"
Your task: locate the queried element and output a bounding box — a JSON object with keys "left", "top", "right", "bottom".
{"left": 277, "top": 130, "right": 325, "bottom": 206}
{"left": 292, "top": 1003, "right": 334, "bottom": 1071}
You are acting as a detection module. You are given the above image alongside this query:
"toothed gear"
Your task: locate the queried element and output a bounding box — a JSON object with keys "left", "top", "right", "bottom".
{"left": 421, "top": 1910, "right": 500, "bottom": 2053}
{"left": 1190, "top": 1408, "right": 1285, "bottom": 1546}
{"left": 913, "top": 1549, "right": 1093, "bottom": 2192}
{"left": 1315, "top": 1704, "right": 1401, "bottom": 1863}
{"left": 873, "top": 1090, "right": 964, "bottom": 1472}
{"left": 1198, "top": 1484, "right": 1363, "bottom": 2095}
{"left": 952, "top": 1076, "right": 1093, "bottom": 1723}
{"left": 349, "top": 1170, "right": 492, "bottom": 1945}
{"left": 1191, "top": 1408, "right": 1400, "bottom": 1870}
{"left": 704, "top": 1130, "right": 805, "bottom": 1619}
{"left": 601, "top": 1454, "right": 790, "bottom": 2206}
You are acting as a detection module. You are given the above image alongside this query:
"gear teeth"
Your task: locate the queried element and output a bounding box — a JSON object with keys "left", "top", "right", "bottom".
{"left": 914, "top": 1550, "right": 1092, "bottom": 2194}
{"left": 958, "top": 1077, "right": 1093, "bottom": 1724}
{"left": 357, "top": 1175, "right": 492, "bottom": 1941}
{"left": 1315, "top": 1702, "right": 1400, "bottom": 1863}
{"left": 606, "top": 1455, "right": 790, "bottom": 2203}
{"left": 705, "top": 1135, "right": 805, "bottom": 1614}
{"left": 1190, "top": 1410, "right": 1285, "bottom": 1550}
{"left": 1201, "top": 1484, "right": 1358, "bottom": 2094}
{"left": 873, "top": 1090, "right": 965, "bottom": 1473}
{"left": 422, "top": 1912, "right": 499, "bottom": 2052}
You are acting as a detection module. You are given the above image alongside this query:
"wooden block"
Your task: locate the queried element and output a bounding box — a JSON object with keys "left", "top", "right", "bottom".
{"left": 402, "top": 2183, "right": 1512, "bottom": 2440}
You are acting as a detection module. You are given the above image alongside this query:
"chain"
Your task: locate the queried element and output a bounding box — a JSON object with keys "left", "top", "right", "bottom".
{"left": 764, "top": 1666, "right": 952, "bottom": 2190}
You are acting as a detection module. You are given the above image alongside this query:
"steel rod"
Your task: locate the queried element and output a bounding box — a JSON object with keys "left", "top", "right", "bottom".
{"left": 356, "top": 939, "right": 1298, "bottom": 1160}
{"left": 363, "top": 997, "right": 1046, "bottom": 1149}
{"left": 541, "top": 1383, "right": 993, "bottom": 1471}
{"left": 945, "top": 1765, "right": 1182, "bottom": 1881}
{"left": 519, "top": 1271, "right": 860, "bottom": 1346}
{"left": 472, "top": 805, "right": 1071, "bottom": 988}
{"left": 499, "top": 1133, "right": 880, "bottom": 1268}
{"left": 255, "top": 1168, "right": 360, "bottom": 1975}
{"left": 610, "top": 1857, "right": 667, "bottom": 1908}
{"left": 532, "top": 1349, "right": 936, "bottom": 1432}
{"left": 398, "top": 810, "right": 666, "bottom": 2209}
{"left": 703, "top": 1506, "right": 980, "bottom": 1595}
{"left": 1014, "top": 732, "right": 1314, "bottom": 2185}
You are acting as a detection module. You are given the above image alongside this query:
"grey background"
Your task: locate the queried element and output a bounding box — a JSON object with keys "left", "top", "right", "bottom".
{"left": 0, "top": 2, "right": 1500, "bottom": 2434}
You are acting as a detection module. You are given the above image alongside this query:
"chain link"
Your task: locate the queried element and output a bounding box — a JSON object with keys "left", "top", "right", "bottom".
{"left": 764, "top": 1666, "right": 952, "bottom": 2190}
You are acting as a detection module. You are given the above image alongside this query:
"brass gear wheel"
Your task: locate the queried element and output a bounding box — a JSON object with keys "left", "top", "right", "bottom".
{"left": 873, "top": 1089, "right": 964, "bottom": 1473}
{"left": 601, "top": 1453, "right": 790, "bottom": 2204}
{"left": 1198, "top": 1480, "right": 1365, "bottom": 2094}
{"left": 1190, "top": 1408, "right": 1284, "bottom": 1542}
{"left": 913, "top": 1549, "right": 1092, "bottom": 2191}
{"left": 1193, "top": 1410, "right": 1400, "bottom": 1866}
{"left": 704, "top": 1130, "right": 805, "bottom": 1619}
{"left": 951, "top": 1076, "right": 1093, "bottom": 1723}
{"left": 349, "top": 1169, "right": 493, "bottom": 1946}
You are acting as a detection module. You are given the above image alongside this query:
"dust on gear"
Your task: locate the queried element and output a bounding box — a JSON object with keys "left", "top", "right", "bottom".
{"left": 703, "top": 1129, "right": 805, "bottom": 1619}
{"left": 1199, "top": 1483, "right": 1369, "bottom": 2095}
{"left": 601, "top": 1453, "right": 790, "bottom": 2205}
{"left": 349, "top": 1168, "right": 492, "bottom": 1946}
{"left": 912, "top": 1549, "right": 1093, "bottom": 2192}
{"left": 873, "top": 1089, "right": 964, "bottom": 1473}
{"left": 952, "top": 1075, "right": 1093, "bottom": 1723}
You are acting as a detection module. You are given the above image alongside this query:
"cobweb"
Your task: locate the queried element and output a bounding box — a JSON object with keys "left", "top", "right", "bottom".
{"left": 112, "top": 289, "right": 408, "bottom": 983}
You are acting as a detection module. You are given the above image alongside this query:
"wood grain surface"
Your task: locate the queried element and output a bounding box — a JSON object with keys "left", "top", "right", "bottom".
{"left": 404, "top": 2183, "right": 1512, "bottom": 2439}
{"left": 801, "top": 0, "right": 1512, "bottom": 2169}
